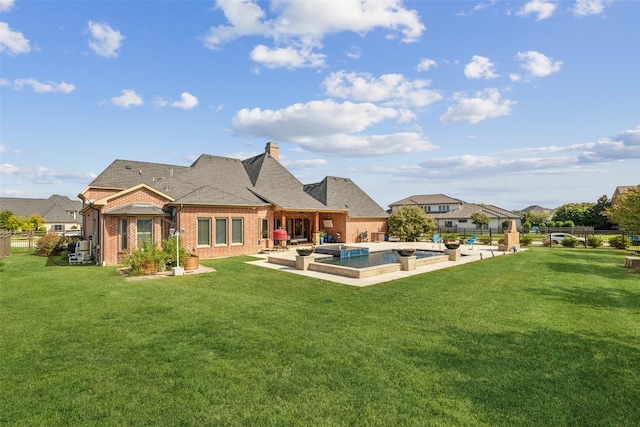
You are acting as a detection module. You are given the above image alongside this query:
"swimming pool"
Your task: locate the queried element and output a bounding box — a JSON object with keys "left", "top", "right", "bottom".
{"left": 315, "top": 249, "right": 443, "bottom": 268}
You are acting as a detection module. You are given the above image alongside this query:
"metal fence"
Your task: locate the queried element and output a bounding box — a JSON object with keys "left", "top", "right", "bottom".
{"left": 6, "top": 230, "right": 47, "bottom": 254}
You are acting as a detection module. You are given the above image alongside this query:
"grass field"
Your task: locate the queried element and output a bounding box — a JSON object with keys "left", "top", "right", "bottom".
{"left": 1, "top": 248, "right": 639, "bottom": 426}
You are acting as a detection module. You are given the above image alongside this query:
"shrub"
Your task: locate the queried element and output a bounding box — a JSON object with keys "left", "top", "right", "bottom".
{"left": 523, "top": 221, "right": 532, "bottom": 229}
{"left": 479, "top": 235, "right": 492, "bottom": 245}
{"left": 36, "top": 233, "right": 61, "bottom": 256}
{"left": 563, "top": 220, "right": 575, "bottom": 227}
{"left": 124, "top": 240, "right": 168, "bottom": 276}
{"left": 562, "top": 237, "right": 579, "bottom": 247}
{"left": 388, "top": 206, "right": 435, "bottom": 242}
{"left": 162, "top": 236, "right": 190, "bottom": 268}
{"left": 520, "top": 235, "right": 533, "bottom": 246}
{"left": 608, "top": 235, "right": 629, "bottom": 249}
{"left": 586, "top": 235, "right": 603, "bottom": 248}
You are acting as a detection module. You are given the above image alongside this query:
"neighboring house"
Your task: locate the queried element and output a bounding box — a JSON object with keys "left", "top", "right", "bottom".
{"left": 388, "top": 194, "right": 521, "bottom": 231}
{"left": 434, "top": 203, "right": 521, "bottom": 231}
{"left": 611, "top": 185, "right": 638, "bottom": 205}
{"left": 79, "top": 142, "right": 389, "bottom": 266}
{"left": 388, "top": 194, "right": 465, "bottom": 214}
{"left": 0, "top": 195, "right": 82, "bottom": 232}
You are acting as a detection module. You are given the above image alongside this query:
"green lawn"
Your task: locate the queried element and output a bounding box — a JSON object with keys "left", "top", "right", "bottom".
{"left": 1, "top": 249, "right": 639, "bottom": 426}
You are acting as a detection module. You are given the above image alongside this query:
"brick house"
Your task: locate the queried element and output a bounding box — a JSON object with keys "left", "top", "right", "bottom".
{"left": 79, "top": 142, "right": 388, "bottom": 266}
{"left": 0, "top": 195, "right": 82, "bottom": 233}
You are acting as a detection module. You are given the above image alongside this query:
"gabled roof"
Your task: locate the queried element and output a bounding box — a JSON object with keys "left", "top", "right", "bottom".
{"left": 0, "top": 195, "right": 81, "bottom": 223}
{"left": 305, "top": 176, "right": 389, "bottom": 218}
{"left": 243, "top": 153, "right": 327, "bottom": 210}
{"left": 436, "top": 204, "right": 519, "bottom": 219}
{"left": 104, "top": 203, "right": 166, "bottom": 216}
{"left": 519, "top": 205, "right": 553, "bottom": 214}
{"left": 83, "top": 149, "right": 388, "bottom": 215}
{"left": 389, "top": 194, "right": 465, "bottom": 207}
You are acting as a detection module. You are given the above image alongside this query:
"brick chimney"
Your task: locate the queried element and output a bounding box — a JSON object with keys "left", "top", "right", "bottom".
{"left": 265, "top": 141, "right": 279, "bottom": 161}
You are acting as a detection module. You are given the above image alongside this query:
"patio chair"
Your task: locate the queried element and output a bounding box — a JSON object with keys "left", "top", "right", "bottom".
{"left": 431, "top": 234, "right": 443, "bottom": 248}
{"left": 465, "top": 235, "right": 477, "bottom": 249}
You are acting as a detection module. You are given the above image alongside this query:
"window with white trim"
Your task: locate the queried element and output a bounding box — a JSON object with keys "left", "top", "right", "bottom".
{"left": 197, "top": 218, "right": 211, "bottom": 246}
{"left": 215, "top": 218, "right": 227, "bottom": 245}
{"left": 232, "top": 218, "right": 243, "bottom": 244}
{"left": 136, "top": 218, "right": 153, "bottom": 248}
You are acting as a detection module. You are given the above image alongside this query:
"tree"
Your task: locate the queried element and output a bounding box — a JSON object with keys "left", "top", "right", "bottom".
{"left": 525, "top": 210, "right": 552, "bottom": 226}
{"left": 553, "top": 202, "right": 593, "bottom": 226}
{"left": 24, "top": 214, "right": 46, "bottom": 231}
{"left": 0, "top": 210, "right": 14, "bottom": 230}
{"left": 5, "top": 215, "right": 26, "bottom": 231}
{"left": 470, "top": 211, "right": 490, "bottom": 229}
{"left": 605, "top": 186, "right": 640, "bottom": 234}
{"left": 388, "top": 206, "right": 435, "bottom": 242}
{"left": 590, "top": 194, "right": 613, "bottom": 229}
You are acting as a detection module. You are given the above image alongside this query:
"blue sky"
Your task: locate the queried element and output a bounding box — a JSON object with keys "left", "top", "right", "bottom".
{"left": 1, "top": 0, "right": 638, "bottom": 211}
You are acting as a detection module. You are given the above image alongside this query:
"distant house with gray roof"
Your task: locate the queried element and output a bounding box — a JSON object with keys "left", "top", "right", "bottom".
{"left": 388, "top": 194, "right": 520, "bottom": 231}
{"left": 80, "top": 142, "right": 389, "bottom": 266}
{"left": 0, "top": 195, "right": 82, "bottom": 232}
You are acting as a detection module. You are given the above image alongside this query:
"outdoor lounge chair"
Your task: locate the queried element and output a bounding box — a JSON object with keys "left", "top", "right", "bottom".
{"left": 465, "top": 235, "right": 477, "bottom": 249}
{"left": 431, "top": 234, "right": 443, "bottom": 248}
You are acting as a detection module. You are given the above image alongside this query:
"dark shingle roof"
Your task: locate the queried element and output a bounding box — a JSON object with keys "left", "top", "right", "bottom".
{"left": 85, "top": 150, "right": 388, "bottom": 216}
{"left": 389, "top": 194, "right": 465, "bottom": 207}
{"left": 0, "top": 195, "right": 81, "bottom": 223}
{"left": 305, "top": 176, "right": 388, "bottom": 218}
{"left": 437, "top": 204, "right": 519, "bottom": 219}
{"left": 104, "top": 203, "right": 166, "bottom": 216}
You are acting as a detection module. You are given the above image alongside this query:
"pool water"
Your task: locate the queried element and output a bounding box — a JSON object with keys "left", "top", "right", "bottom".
{"left": 316, "top": 250, "right": 442, "bottom": 269}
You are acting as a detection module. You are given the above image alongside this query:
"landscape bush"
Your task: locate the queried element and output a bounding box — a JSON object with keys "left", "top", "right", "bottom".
{"left": 124, "top": 240, "right": 168, "bottom": 275}
{"left": 162, "top": 236, "right": 190, "bottom": 268}
{"left": 587, "top": 235, "right": 603, "bottom": 248}
{"left": 35, "top": 233, "right": 61, "bottom": 256}
{"left": 479, "top": 235, "right": 492, "bottom": 245}
{"left": 561, "top": 237, "right": 579, "bottom": 247}
{"left": 608, "top": 235, "right": 629, "bottom": 249}
{"left": 562, "top": 220, "right": 575, "bottom": 227}
{"left": 520, "top": 235, "right": 533, "bottom": 246}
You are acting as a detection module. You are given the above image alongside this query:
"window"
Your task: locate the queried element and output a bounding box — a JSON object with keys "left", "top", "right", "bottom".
{"left": 136, "top": 218, "right": 153, "bottom": 248}
{"left": 52, "top": 224, "right": 64, "bottom": 231}
{"left": 215, "top": 218, "right": 227, "bottom": 245}
{"left": 459, "top": 219, "right": 467, "bottom": 223}
{"left": 121, "top": 218, "right": 128, "bottom": 250}
{"left": 197, "top": 218, "right": 211, "bottom": 246}
{"left": 445, "top": 221, "right": 453, "bottom": 228}
{"left": 261, "top": 218, "right": 269, "bottom": 239}
{"left": 232, "top": 218, "right": 243, "bottom": 244}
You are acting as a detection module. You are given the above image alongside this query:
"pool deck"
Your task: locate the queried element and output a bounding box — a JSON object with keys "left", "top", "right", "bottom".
{"left": 247, "top": 241, "right": 523, "bottom": 287}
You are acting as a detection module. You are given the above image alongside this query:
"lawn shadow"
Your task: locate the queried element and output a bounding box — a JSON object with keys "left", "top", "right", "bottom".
{"left": 403, "top": 328, "right": 640, "bottom": 426}
{"left": 526, "top": 286, "right": 640, "bottom": 311}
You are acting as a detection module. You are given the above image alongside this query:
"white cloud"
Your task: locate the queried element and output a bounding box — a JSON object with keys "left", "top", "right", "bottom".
{"left": 170, "top": 92, "right": 199, "bottom": 110}
{"left": 9, "top": 78, "right": 75, "bottom": 93}
{"left": 464, "top": 55, "right": 498, "bottom": 79}
{"left": 0, "top": 0, "right": 15, "bottom": 12}
{"left": 281, "top": 159, "right": 328, "bottom": 170}
{"left": 345, "top": 46, "right": 361, "bottom": 59}
{"left": 0, "top": 143, "right": 20, "bottom": 154}
{"left": 87, "top": 21, "right": 124, "bottom": 58}
{"left": 323, "top": 71, "right": 442, "bottom": 108}
{"left": 440, "top": 88, "right": 514, "bottom": 124}
{"left": 0, "top": 163, "right": 96, "bottom": 184}
{"left": 0, "top": 22, "right": 31, "bottom": 55}
{"left": 517, "top": 0, "right": 557, "bottom": 21}
{"left": 573, "top": 0, "right": 611, "bottom": 16}
{"left": 250, "top": 44, "right": 326, "bottom": 69}
{"left": 232, "top": 99, "right": 435, "bottom": 156}
{"left": 110, "top": 89, "right": 144, "bottom": 108}
{"left": 203, "top": 0, "right": 424, "bottom": 69}
{"left": 415, "top": 126, "right": 640, "bottom": 181}
{"left": 233, "top": 99, "right": 402, "bottom": 139}
{"left": 417, "top": 58, "right": 437, "bottom": 72}
{"left": 516, "top": 51, "right": 562, "bottom": 78}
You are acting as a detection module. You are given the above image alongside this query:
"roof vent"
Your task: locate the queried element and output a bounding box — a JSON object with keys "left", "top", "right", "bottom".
{"left": 125, "top": 165, "right": 132, "bottom": 169}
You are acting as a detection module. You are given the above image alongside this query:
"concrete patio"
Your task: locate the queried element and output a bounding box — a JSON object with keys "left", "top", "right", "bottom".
{"left": 248, "top": 241, "right": 523, "bottom": 287}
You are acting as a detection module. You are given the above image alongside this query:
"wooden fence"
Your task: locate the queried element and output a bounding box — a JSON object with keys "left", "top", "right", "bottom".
{"left": 0, "top": 230, "right": 10, "bottom": 259}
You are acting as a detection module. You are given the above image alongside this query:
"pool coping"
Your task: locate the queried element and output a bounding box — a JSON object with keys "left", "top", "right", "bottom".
{"left": 247, "top": 242, "right": 523, "bottom": 287}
